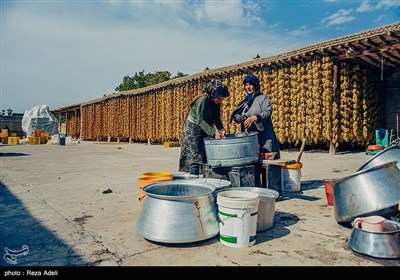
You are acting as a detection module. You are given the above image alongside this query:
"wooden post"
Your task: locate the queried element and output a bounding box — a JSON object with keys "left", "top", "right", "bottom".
{"left": 65, "top": 111, "right": 68, "bottom": 135}
{"left": 329, "top": 59, "right": 339, "bottom": 155}
{"left": 80, "top": 104, "right": 83, "bottom": 141}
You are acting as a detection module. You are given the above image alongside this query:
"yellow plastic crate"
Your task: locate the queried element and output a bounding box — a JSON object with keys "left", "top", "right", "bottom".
{"left": 163, "top": 141, "right": 180, "bottom": 148}
{"left": 28, "top": 136, "right": 41, "bottom": 145}
{"left": 8, "top": 137, "right": 20, "bottom": 145}
{"left": 1, "top": 129, "right": 8, "bottom": 137}
{"left": 40, "top": 131, "right": 49, "bottom": 137}
{"left": 1, "top": 137, "right": 8, "bottom": 144}
{"left": 10, "top": 132, "right": 17, "bottom": 137}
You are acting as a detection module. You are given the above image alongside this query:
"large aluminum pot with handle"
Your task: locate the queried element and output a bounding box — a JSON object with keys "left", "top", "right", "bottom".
{"left": 357, "top": 145, "right": 400, "bottom": 171}
{"left": 333, "top": 161, "right": 400, "bottom": 223}
{"left": 136, "top": 180, "right": 219, "bottom": 243}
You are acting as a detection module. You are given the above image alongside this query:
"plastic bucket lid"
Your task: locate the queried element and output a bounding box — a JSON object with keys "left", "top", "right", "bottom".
{"left": 217, "top": 190, "right": 259, "bottom": 209}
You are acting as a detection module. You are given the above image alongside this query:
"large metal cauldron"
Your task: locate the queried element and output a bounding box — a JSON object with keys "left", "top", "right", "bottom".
{"left": 136, "top": 181, "right": 219, "bottom": 243}
{"left": 204, "top": 131, "right": 259, "bottom": 168}
{"left": 357, "top": 145, "right": 400, "bottom": 171}
{"left": 333, "top": 161, "right": 400, "bottom": 223}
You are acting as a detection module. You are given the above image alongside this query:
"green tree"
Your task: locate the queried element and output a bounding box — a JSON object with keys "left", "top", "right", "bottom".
{"left": 115, "top": 70, "right": 188, "bottom": 92}
{"left": 173, "top": 71, "right": 188, "bottom": 79}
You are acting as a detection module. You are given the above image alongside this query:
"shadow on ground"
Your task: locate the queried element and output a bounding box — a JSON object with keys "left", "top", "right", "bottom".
{"left": 0, "top": 181, "right": 90, "bottom": 266}
{"left": 256, "top": 211, "right": 299, "bottom": 245}
{"left": 142, "top": 234, "right": 220, "bottom": 248}
{"left": 280, "top": 179, "right": 323, "bottom": 202}
{"left": 0, "top": 152, "right": 30, "bottom": 157}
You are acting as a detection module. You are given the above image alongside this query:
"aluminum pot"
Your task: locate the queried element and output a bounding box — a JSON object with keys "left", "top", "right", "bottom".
{"left": 204, "top": 131, "right": 259, "bottom": 168}
{"left": 172, "top": 173, "right": 199, "bottom": 180}
{"left": 216, "top": 187, "right": 279, "bottom": 232}
{"left": 135, "top": 181, "right": 219, "bottom": 243}
{"left": 349, "top": 219, "right": 400, "bottom": 259}
{"left": 357, "top": 145, "right": 400, "bottom": 171}
{"left": 333, "top": 161, "right": 400, "bottom": 223}
{"left": 193, "top": 178, "right": 232, "bottom": 191}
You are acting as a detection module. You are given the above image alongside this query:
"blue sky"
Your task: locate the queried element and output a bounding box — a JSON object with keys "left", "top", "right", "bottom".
{"left": 1, "top": 0, "right": 399, "bottom": 113}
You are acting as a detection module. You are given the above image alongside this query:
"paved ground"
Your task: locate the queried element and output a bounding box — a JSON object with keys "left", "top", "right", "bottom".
{"left": 0, "top": 140, "right": 399, "bottom": 270}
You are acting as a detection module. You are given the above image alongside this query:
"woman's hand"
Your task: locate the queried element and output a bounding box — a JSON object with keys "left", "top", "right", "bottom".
{"left": 234, "top": 115, "right": 247, "bottom": 124}
{"left": 220, "top": 130, "right": 226, "bottom": 138}
{"left": 214, "top": 129, "right": 226, "bottom": 139}
{"left": 243, "top": 116, "right": 257, "bottom": 129}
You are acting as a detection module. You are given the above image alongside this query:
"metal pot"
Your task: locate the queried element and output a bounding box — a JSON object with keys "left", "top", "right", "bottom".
{"left": 172, "top": 173, "right": 199, "bottom": 180}
{"left": 357, "top": 145, "right": 400, "bottom": 171}
{"left": 218, "top": 187, "right": 279, "bottom": 232}
{"left": 193, "top": 178, "right": 232, "bottom": 190}
{"left": 204, "top": 131, "right": 259, "bottom": 168}
{"left": 135, "top": 181, "right": 219, "bottom": 243}
{"left": 349, "top": 219, "right": 400, "bottom": 259}
{"left": 333, "top": 161, "right": 400, "bottom": 223}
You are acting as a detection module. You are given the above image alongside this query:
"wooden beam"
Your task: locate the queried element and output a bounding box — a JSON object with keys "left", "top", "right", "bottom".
{"left": 336, "top": 42, "right": 400, "bottom": 60}
{"left": 364, "top": 38, "right": 378, "bottom": 47}
{"left": 377, "top": 35, "right": 389, "bottom": 45}
{"left": 358, "top": 55, "right": 383, "bottom": 69}
{"left": 381, "top": 52, "right": 400, "bottom": 65}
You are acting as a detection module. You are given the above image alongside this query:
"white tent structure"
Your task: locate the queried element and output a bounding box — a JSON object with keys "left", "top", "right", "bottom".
{"left": 22, "top": 105, "right": 58, "bottom": 136}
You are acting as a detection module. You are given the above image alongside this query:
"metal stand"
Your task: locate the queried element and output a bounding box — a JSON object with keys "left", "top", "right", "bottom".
{"left": 203, "top": 163, "right": 256, "bottom": 188}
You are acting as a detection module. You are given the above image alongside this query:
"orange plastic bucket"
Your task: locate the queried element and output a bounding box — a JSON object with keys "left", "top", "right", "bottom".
{"left": 137, "top": 175, "right": 172, "bottom": 205}
{"left": 323, "top": 179, "right": 335, "bottom": 206}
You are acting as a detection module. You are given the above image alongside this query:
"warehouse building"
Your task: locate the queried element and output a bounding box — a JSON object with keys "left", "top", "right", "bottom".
{"left": 53, "top": 22, "right": 400, "bottom": 153}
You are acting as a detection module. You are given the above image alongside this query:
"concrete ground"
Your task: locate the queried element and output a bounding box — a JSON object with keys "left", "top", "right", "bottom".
{"left": 0, "top": 140, "right": 399, "bottom": 268}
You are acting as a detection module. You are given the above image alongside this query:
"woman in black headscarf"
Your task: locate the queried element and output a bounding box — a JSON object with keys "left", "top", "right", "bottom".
{"left": 179, "top": 79, "right": 230, "bottom": 175}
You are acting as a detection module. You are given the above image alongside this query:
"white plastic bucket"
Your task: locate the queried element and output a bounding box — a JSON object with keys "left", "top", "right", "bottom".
{"left": 282, "top": 162, "right": 302, "bottom": 192}
{"left": 217, "top": 190, "right": 259, "bottom": 248}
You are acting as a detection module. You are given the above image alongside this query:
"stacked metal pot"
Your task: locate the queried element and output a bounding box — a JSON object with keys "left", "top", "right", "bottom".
{"left": 331, "top": 145, "right": 400, "bottom": 259}
{"left": 332, "top": 146, "right": 400, "bottom": 224}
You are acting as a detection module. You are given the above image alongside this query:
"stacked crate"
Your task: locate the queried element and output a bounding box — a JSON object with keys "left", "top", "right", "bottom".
{"left": 1, "top": 129, "right": 8, "bottom": 144}
{"left": 28, "top": 129, "right": 50, "bottom": 145}
{"left": 1, "top": 129, "right": 20, "bottom": 145}
{"left": 8, "top": 132, "right": 20, "bottom": 145}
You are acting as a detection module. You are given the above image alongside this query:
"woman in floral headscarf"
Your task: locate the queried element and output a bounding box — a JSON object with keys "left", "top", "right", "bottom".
{"left": 179, "top": 79, "right": 229, "bottom": 175}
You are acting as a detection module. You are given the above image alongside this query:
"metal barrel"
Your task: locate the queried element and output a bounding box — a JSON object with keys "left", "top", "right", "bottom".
{"left": 204, "top": 131, "right": 259, "bottom": 168}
